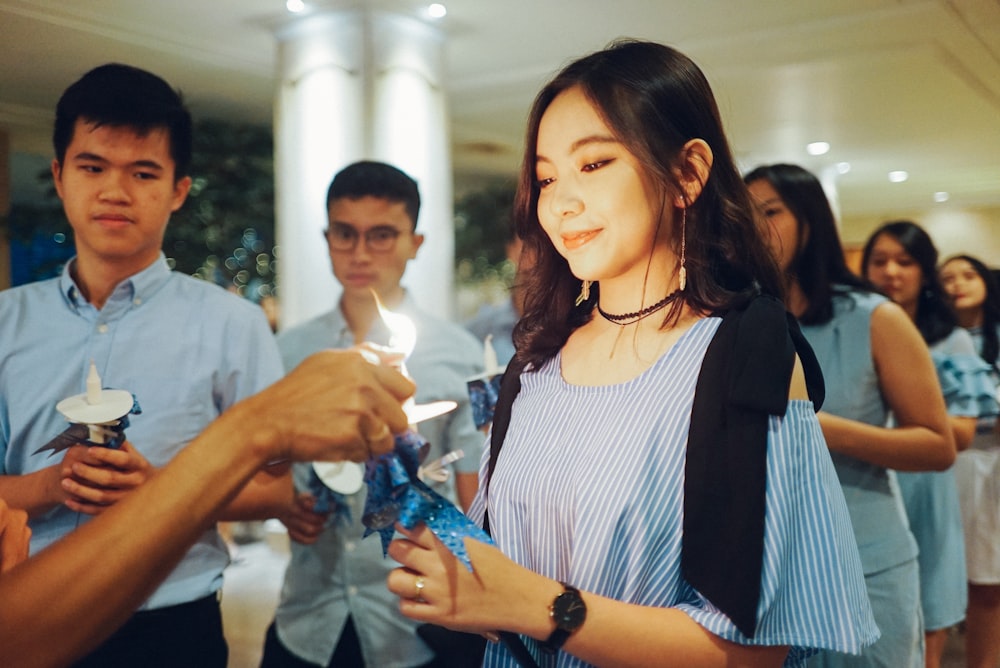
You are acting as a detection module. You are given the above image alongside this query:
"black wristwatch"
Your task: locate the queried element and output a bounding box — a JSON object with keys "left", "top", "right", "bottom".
{"left": 541, "top": 583, "right": 586, "bottom": 653}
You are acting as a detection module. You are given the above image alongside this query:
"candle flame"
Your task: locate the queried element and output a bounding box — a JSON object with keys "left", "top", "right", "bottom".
{"left": 371, "top": 290, "right": 417, "bottom": 359}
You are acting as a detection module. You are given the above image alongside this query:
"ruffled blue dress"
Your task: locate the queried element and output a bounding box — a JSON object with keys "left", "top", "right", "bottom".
{"left": 896, "top": 327, "right": 998, "bottom": 630}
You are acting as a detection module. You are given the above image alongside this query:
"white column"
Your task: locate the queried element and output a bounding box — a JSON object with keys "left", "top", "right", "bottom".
{"left": 273, "top": 9, "right": 453, "bottom": 330}
{"left": 370, "top": 11, "right": 452, "bottom": 322}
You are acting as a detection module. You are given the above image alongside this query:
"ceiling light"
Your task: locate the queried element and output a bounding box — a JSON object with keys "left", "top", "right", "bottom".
{"left": 888, "top": 170, "right": 909, "bottom": 183}
{"left": 836, "top": 162, "right": 851, "bottom": 174}
{"left": 934, "top": 191, "right": 950, "bottom": 203}
{"left": 806, "top": 142, "right": 830, "bottom": 156}
{"left": 286, "top": 0, "right": 305, "bottom": 12}
{"left": 427, "top": 3, "right": 447, "bottom": 18}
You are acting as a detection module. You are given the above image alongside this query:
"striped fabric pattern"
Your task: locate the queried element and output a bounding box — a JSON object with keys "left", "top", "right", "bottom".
{"left": 468, "top": 317, "right": 877, "bottom": 668}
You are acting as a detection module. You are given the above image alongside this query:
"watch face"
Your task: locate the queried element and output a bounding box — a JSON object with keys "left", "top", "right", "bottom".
{"left": 552, "top": 589, "right": 586, "bottom": 630}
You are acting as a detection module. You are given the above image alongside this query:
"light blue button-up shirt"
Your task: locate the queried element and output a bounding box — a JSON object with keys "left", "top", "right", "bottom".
{"left": 0, "top": 255, "right": 283, "bottom": 609}
{"left": 273, "top": 293, "right": 485, "bottom": 667}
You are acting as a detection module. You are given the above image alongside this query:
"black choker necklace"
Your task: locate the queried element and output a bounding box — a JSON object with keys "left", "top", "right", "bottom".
{"left": 597, "top": 289, "right": 682, "bottom": 325}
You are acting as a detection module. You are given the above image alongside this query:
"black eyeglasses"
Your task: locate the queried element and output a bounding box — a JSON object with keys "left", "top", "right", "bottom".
{"left": 324, "top": 223, "right": 402, "bottom": 253}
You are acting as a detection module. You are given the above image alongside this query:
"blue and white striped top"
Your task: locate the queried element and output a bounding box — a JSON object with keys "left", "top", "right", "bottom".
{"left": 468, "top": 316, "right": 877, "bottom": 668}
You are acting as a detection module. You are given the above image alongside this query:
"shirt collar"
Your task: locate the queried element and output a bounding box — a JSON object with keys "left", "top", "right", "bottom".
{"left": 60, "top": 253, "right": 173, "bottom": 310}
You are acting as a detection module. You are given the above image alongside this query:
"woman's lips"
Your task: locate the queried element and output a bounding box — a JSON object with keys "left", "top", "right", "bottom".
{"left": 562, "top": 229, "right": 600, "bottom": 250}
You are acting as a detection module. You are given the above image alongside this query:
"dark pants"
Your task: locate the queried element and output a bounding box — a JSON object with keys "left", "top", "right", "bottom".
{"left": 260, "top": 618, "right": 442, "bottom": 668}
{"left": 72, "top": 593, "right": 228, "bottom": 668}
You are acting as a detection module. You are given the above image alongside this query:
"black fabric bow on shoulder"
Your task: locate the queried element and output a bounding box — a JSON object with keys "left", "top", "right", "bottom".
{"left": 683, "top": 294, "right": 824, "bottom": 638}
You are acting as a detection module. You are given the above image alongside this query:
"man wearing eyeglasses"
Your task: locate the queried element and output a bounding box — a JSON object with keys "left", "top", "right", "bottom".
{"left": 260, "top": 161, "right": 485, "bottom": 668}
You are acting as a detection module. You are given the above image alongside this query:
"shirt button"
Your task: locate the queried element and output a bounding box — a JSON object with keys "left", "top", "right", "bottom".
{"left": 97, "top": 324, "right": 109, "bottom": 334}
{"left": 133, "top": 298, "right": 143, "bottom": 306}
{"left": 345, "top": 541, "right": 356, "bottom": 552}
{"left": 347, "top": 586, "right": 359, "bottom": 597}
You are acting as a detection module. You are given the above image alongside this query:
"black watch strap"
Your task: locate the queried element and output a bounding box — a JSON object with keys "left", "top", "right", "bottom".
{"left": 541, "top": 583, "right": 586, "bottom": 654}
{"left": 542, "top": 627, "right": 573, "bottom": 654}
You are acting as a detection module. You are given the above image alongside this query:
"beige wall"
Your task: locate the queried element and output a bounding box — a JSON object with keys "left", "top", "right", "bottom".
{"left": 841, "top": 205, "right": 1000, "bottom": 270}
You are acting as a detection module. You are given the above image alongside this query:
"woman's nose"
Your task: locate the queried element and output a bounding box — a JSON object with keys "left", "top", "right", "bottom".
{"left": 548, "top": 182, "right": 583, "bottom": 219}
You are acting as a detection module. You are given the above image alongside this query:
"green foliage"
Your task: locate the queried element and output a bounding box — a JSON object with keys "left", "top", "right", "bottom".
{"left": 9, "top": 118, "right": 515, "bottom": 300}
{"left": 453, "top": 180, "right": 517, "bottom": 286}
{"left": 6, "top": 118, "right": 276, "bottom": 298}
{"left": 168, "top": 119, "right": 275, "bottom": 301}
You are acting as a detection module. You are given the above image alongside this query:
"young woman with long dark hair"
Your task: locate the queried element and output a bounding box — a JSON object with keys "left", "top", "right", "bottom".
{"left": 862, "top": 222, "right": 996, "bottom": 668}
{"left": 939, "top": 253, "right": 1000, "bottom": 668}
{"left": 384, "top": 42, "right": 877, "bottom": 668}
{"left": 745, "top": 164, "right": 956, "bottom": 668}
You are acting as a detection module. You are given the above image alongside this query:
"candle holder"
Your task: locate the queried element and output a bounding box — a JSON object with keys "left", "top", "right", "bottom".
{"left": 34, "top": 361, "right": 140, "bottom": 456}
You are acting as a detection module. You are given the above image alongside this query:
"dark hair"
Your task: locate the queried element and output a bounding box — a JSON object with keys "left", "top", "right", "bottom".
{"left": 326, "top": 161, "right": 421, "bottom": 229}
{"left": 861, "top": 220, "right": 955, "bottom": 345}
{"left": 743, "top": 163, "right": 870, "bottom": 325}
{"left": 941, "top": 254, "right": 1000, "bottom": 369}
{"left": 53, "top": 63, "right": 193, "bottom": 180}
{"left": 513, "top": 39, "right": 782, "bottom": 366}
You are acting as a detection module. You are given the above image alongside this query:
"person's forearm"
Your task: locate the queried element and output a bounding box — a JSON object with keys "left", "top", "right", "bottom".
{"left": 818, "top": 412, "right": 955, "bottom": 471}
{"left": 455, "top": 472, "right": 478, "bottom": 512}
{"left": 0, "top": 349, "right": 414, "bottom": 667}
{"left": 216, "top": 465, "right": 295, "bottom": 521}
{"left": 557, "top": 591, "right": 788, "bottom": 668}
{"left": 0, "top": 400, "right": 266, "bottom": 667}
{"left": 0, "top": 467, "right": 63, "bottom": 518}
{"left": 951, "top": 416, "right": 977, "bottom": 452}
{"left": 391, "top": 526, "right": 788, "bottom": 668}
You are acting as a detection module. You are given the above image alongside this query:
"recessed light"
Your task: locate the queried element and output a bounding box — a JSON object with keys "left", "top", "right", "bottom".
{"left": 888, "top": 170, "right": 909, "bottom": 183}
{"left": 286, "top": 0, "right": 305, "bottom": 12}
{"left": 934, "top": 191, "right": 950, "bottom": 203}
{"left": 836, "top": 162, "right": 851, "bottom": 174}
{"left": 806, "top": 142, "right": 830, "bottom": 156}
{"left": 427, "top": 3, "right": 447, "bottom": 18}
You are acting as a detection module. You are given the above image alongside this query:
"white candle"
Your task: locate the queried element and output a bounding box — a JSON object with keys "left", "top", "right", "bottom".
{"left": 85, "top": 361, "right": 102, "bottom": 405}
{"left": 483, "top": 334, "right": 499, "bottom": 376}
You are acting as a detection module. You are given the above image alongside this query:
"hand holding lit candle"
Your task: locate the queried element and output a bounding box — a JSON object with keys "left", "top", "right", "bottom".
{"left": 311, "top": 293, "right": 457, "bottom": 502}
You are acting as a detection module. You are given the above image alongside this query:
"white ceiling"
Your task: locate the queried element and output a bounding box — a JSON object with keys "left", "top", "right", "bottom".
{"left": 1, "top": 0, "right": 999, "bottom": 219}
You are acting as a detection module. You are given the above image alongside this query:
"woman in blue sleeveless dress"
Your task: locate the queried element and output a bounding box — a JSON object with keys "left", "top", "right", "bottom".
{"left": 745, "top": 164, "right": 956, "bottom": 668}
{"left": 862, "top": 222, "right": 996, "bottom": 668}
{"left": 382, "top": 41, "right": 878, "bottom": 667}
{"left": 939, "top": 254, "right": 1000, "bottom": 668}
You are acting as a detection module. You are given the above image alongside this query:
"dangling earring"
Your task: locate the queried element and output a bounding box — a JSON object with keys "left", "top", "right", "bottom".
{"left": 678, "top": 206, "right": 688, "bottom": 291}
{"left": 575, "top": 279, "right": 591, "bottom": 306}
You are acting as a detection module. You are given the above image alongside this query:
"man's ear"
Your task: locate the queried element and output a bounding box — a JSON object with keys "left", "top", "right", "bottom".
{"left": 170, "top": 176, "right": 192, "bottom": 213}
{"left": 409, "top": 233, "right": 425, "bottom": 259}
{"left": 674, "top": 138, "right": 714, "bottom": 207}
{"left": 51, "top": 159, "right": 65, "bottom": 201}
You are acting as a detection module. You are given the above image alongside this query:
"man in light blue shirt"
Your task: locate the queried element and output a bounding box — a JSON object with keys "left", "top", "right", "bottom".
{"left": 261, "top": 161, "right": 484, "bottom": 668}
{"left": 0, "top": 63, "right": 298, "bottom": 666}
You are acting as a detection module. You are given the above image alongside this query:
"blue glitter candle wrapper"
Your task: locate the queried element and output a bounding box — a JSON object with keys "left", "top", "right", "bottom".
{"left": 304, "top": 470, "right": 353, "bottom": 527}
{"left": 362, "top": 430, "right": 493, "bottom": 570}
{"left": 467, "top": 373, "right": 504, "bottom": 429}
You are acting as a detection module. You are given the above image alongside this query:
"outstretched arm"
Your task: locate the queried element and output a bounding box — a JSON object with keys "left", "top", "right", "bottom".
{"left": 0, "top": 499, "right": 29, "bottom": 574}
{"left": 0, "top": 349, "right": 413, "bottom": 667}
